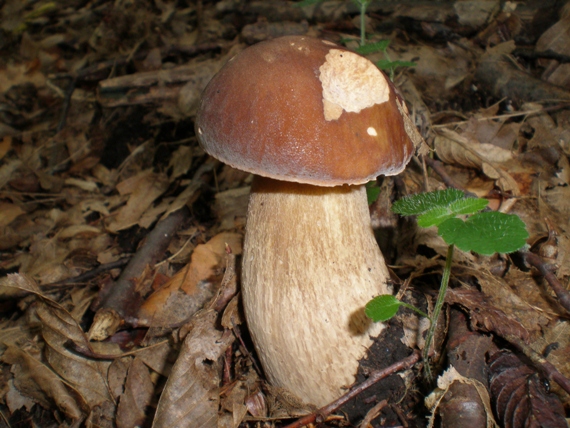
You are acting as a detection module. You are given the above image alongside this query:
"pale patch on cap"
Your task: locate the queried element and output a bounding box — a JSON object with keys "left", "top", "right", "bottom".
{"left": 319, "top": 49, "right": 390, "bottom": 121}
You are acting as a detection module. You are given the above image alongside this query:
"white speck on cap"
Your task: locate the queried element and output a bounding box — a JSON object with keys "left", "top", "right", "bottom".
{"left": 367, "top": 127, "right": 377, "bottom": 136}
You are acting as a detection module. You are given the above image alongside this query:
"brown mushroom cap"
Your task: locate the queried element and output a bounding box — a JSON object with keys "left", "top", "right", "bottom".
{"left": 196, "top": 36, "right": 414, "bottom": 186}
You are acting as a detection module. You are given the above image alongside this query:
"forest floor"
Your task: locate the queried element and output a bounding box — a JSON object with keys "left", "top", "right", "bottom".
{"left": 1, "top": 0, "right": 570, "bottom": 427}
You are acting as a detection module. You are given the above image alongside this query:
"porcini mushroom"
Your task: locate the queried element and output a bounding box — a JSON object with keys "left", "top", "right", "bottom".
{"left": 196, "top": 36, "right": 417, "bottom": 407}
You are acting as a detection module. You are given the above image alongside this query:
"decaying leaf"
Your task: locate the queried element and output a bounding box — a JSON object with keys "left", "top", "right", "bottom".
{"left": 529, "top": 320, "right": 570, "bottom": 400}
{"left": 137, "top": 232, "right": 242, "bottom": 327}
{"left": 455, "top": 266, "right": 550, "bottom": 338}
{"left": 0, "top": 276, "right": 112, "bottom": 422}
{"left": 152, "top": 309, "right": 234, "bottom": 428}
{"left": 489, "top": 351, "right": 567, "bottom": 428}
{"left": 434, "top": 128, "right": 519, "bottom": 195}
{"left": 36, "top": 301, "right": 113, "bottom": 408}
{"left": 106, "top": 169, "right": 170, "bottom": 232}
{"left": 116, "top": 357, "right": 154, "bottom": 428}
{"left": 425, "top": 366, "right": 497, "bottom": 428}
{"left": 1, "top": 1, "right": 570, "bottom": 426}
{"left": 219, "top": 381, "right": 250, "bottom": 428}
{"left": 2, "top": 345, "right": 86, "bottom": 421}
{"left": 446, "top": 288, "right": 530, "bottom": 342}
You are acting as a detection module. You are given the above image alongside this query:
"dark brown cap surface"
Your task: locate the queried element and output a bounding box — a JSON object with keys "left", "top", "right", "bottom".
{"left": 196, "top": 36, "right": 414, "bottom": 186}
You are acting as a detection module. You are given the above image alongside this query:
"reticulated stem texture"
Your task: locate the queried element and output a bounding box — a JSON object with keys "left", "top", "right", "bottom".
{"left": 242, "top": 176, "right": 391, "bottom": 407}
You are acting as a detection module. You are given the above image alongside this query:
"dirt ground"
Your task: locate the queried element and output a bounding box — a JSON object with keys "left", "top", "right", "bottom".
{"left": 1, "top": 0, "right": 570, "bottom": 427}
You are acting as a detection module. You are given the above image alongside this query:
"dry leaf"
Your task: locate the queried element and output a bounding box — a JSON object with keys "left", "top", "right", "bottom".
{"left": 106, "top": 170, "right": 170, "bottom": 232}
{"left": 214, "top": 187, "right": 250, "bottom": 231}
{"left": 447, "top": 288, "right": 530, "bottom": 342}
{"left": 116, "top": 357, "right": 154, "bottom": 428}
{"left": 0, "top": 202, "right": 24, "bottom": 227}
{"left": 489, "top": 351, "right": 567, "bottom": 428}
{"left": 152, "top": 309, "right": 233, "bottom": 427}
{"left": 425, "top": 366, "right": 498, "bottom": 428}
{"left": 434, "top": 128, "right": 519, "bottom": 195}
{"left": 32, "top": 298, "right": 113, "bottom": 408}
{"left": 529, "top": 320, "right": 570, "bottom": 402}
{"left": 536, "top": 9, "right": 570, "bottom": 55}
{"left": 456, "top": 266, "right": 550, "bottom": 337}
{"left": 3, "top": 345, "right": 86, "bottom": 421}
{"left": 137, "top": 232, "right": 242, "bottom": 327}
{"left": 219, "top": 381, "right": 250, "bottom": 428}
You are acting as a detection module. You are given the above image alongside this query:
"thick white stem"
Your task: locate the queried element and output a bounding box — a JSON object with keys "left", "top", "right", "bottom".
{"left": 242, "top": 176, "right": 391, "bottom": 407}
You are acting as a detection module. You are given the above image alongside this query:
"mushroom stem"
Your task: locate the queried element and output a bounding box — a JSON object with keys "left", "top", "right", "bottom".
{"left": 242, "top": 175, "right": 391, "bottom": 407}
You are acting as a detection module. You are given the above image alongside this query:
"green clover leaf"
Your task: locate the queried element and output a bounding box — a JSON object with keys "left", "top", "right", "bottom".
{"left": 438, "top": 211, "right": 528, "bottom": 255}
{"left": 392, "top": 188, "right": 465, "bottom": 216}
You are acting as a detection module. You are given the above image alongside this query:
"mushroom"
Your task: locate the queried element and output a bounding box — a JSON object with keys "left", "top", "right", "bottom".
{"left": 196, "top": 36, "right": 417, "bottom": 407}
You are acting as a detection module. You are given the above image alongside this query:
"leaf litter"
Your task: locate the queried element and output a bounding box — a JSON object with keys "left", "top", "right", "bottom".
{"left": 1, "top": 0, "right": 570, "bottom": 427}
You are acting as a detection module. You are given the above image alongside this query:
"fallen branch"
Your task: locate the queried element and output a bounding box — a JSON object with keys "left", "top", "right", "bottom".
{"left": 521, "top": 251, "right": 570, "bottom": 314}
{"left": 88, "top": 206, "right": 190, "bottom": 340}
{"left": 476, "top": 54, "right": 570, "bottom": 104}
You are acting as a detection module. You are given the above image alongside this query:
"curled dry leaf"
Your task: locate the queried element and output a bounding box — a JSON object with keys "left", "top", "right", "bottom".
{"left": 106, "top": 169, "right": 170, "bottom": 232}
{"left": 2, "top": 274, "right": 112, "bottom": 411}
{"left": 434, "top": 128, "right": 519, "bottom": 195}
{"left": 425, "top": 366, "right": 498, "bottom": 428}
{"left": 489, "top": 351, "right": 567, "bottom": 428}
{"left": 446, "top": 288, "right": 530, "bottom": 343}
{"left": 35, "top": 301, "right": 113, "bottom": 408}
{"left": 454, "top": 266, "right": 549, "bottom": 338}
{"left": 115, "top": 357, "right": 154, "bottom": 428}
{"left": 2, "top": 345, "right": 86, "bottom": 422}
{"left": 152, "top": 309, "right": 234, "bottom": 428}
{"left": 137, "top": 232, "right": 242, "bottom": 327}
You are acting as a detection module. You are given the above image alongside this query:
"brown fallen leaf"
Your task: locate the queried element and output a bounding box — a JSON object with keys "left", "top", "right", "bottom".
{"left": 0, "top": 276, "right": 112, "bottom": 413}
{"left": 2, "top": 345, "right": 86, "bottom": 422}
{"left": 116, "top": 357, "right": 154, "bottom": 428}
{"left": 137, "top": 232, "right": 242, "bottom": 327}
{"left": 446, "top": 287, "right": 530, "bottom": 343}
{"left": 435, "top": 309, "right": 497, "bottom": 428}
{"left": 455, "top": 266, "right": 550, "bottom": 338}
{"left": 106, "top": 169, "right": 170, "bottom": 232}
{"left": 152, "top": 247, "right": 239, "bottom": 427}
{"left": 0, "top": 201, "right": 24, "bottom": 227}
{"left": 425, "top": 366, "right": 498, "bottom": 428}
{"left": 528, "top": 320, "right": 570, "bottom": 400}
{"left": 535, "top": 5, "right": 570, "bottom": 87}
{"left": 489, "top": 351, "right": 567, "bottom": 428}
{"left": 152, "top": 309, "right": 234, "bottom": 428}
{"left": 434, "top": 128, "right": 520, "bottom": 195}
{"left": 475, "top": 53, "right": 570, "bottom": 104}
{"left": 36, "top": 300, "right": 113, "bottom": 408}
{"left": 90, "top": 207, "right": 191, "bottom": 340}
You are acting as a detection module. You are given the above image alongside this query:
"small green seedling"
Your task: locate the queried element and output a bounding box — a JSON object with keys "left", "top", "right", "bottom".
{"left": 365, "top": 188, "right": 528, "bottom": 380}
{"left": 356, "top": 40, "right": 416, "bottom": 80}
{"left": 365, "top": 181, "right": 381, "bottom": 205}
{"left": 295, "top": 0, "right": 372, "bottom": 45}
{"left": 295, "top": 0, "right": 416, "bottom": 78}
